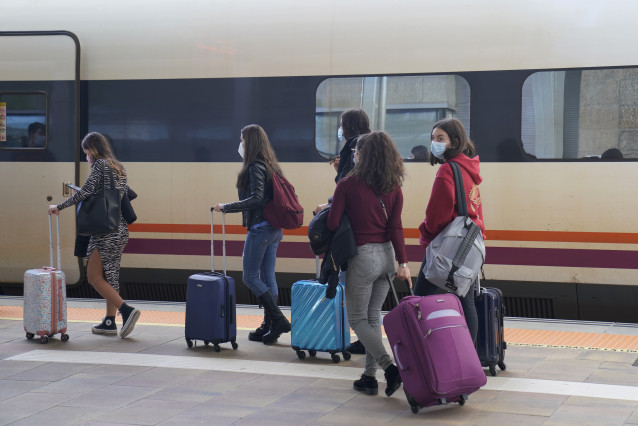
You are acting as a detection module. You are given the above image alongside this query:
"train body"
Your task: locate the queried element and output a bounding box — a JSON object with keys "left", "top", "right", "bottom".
{"left": 2, "top": 0, "right": 638, "bottom": 321}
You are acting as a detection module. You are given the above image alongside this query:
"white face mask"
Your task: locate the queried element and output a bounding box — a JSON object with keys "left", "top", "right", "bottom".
{"left": 337, "top": 128, "right": 344, "bottom": 142}
{"left": 238, "top": 142, "right": 245, "bottom": 159}
{"left": 430, "top": 141, "right": 447, "bottom": 159}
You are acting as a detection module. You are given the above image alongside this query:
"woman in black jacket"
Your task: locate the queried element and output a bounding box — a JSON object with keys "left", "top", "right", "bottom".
{"left": 213, "top": 124, "right": 290, "bottom": 345}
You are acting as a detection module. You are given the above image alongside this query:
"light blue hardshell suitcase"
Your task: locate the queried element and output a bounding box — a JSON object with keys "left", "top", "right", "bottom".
{"left": 291, "top": 278, "right": 351, "bottom": 363}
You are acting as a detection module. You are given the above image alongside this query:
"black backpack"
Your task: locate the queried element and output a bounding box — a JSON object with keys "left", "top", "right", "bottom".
{"left": 308, "top": 206, "right": 333, "bottom": 255}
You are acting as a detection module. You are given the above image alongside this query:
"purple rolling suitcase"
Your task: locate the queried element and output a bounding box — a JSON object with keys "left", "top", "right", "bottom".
{"left": 185, "top": 211, "right": 238, "bottom": 352}
{"left": 23, "top": 215, "right": 69, "bottom": 344}
{"left": 383, "top": 289, "right": 486, "bottom": 413}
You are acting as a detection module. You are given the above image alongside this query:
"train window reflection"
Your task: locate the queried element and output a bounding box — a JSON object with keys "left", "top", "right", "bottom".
{"left": 315, "top": 75, "right": 470, "bottom": 159}
{"left": 0, "top": 92, "right": 47, "bottom": 150}
{"left": 521, "top": 68, "right": 638, "bottom": 160}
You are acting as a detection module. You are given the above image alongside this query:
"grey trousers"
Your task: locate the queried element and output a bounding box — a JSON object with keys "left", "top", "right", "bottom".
{"left": 345, "top": 242, "right": 397, "bottom": 377}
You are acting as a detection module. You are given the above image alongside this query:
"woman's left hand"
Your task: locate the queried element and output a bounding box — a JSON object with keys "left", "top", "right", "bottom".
{"left": 48, "top": 205, "right": 59, "bottom": 215}
{"left": 212, "top": 203, "right": 224, "bottom": 212}
{"left": 397, "top": 264, "right": 412, "bottom": 288}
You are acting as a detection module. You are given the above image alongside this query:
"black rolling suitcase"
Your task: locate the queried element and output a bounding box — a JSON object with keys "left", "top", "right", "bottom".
{"left": 185, "top": 210, "right": 238, "bottom": 352}
{"left": 474, "top": 285, "right": 506, "bottom": 376}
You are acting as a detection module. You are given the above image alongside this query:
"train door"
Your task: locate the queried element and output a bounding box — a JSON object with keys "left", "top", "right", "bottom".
{"left": 0, "top": 32, "right": 82, "bottom": 291}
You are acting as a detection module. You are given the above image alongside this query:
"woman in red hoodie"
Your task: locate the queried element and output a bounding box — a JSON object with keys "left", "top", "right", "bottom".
{"left": 415, "top": 118, "right": 485, "bottom": 343}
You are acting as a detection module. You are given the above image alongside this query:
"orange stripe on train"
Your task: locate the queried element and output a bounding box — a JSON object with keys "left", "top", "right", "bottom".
{"left": 128, "top": 223, "right": 638, "bottom": 244}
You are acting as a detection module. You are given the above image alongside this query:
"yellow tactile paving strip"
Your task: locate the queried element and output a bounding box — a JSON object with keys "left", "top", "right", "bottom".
{"left": 2, "top": 305, "right": 638, "bottom": 352}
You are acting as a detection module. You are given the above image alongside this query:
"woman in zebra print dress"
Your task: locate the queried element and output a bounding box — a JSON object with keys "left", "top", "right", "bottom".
{"left": 48, "top": 132, "right": 140, "bottom": 338}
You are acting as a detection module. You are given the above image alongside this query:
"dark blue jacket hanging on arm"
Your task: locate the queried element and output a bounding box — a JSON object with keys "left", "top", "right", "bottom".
{"left": 311, "top": 206, "right": 357, "bottom": 299}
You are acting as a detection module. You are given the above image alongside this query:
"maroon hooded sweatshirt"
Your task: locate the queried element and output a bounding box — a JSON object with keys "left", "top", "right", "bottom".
{"left": 418, "top": 153, "right": 486, "bottom": 248}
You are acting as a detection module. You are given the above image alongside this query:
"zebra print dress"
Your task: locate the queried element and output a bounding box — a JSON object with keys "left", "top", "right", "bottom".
{"left": 57, "top": 159, "right": 129, "bottom": 292}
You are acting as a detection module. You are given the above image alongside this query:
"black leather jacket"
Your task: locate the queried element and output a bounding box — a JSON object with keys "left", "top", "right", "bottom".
{"left": 223, "top": 161, "right": 273, "bottom": 228}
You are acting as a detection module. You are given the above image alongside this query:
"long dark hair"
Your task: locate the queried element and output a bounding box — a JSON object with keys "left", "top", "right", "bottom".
{"left": 350, "top": 131, "right": 405, "bottom": 194}
{"left": 81, "top": 132, "right": 125, "bottom": 179}
{"left": 236, "top": 124, "right": 282, "bottom": 189}
{"left": 340, "top": 108, "right": 371, "bottom": 140}
{"left": 429, "top": 118, "right": 476, "bottom": 165}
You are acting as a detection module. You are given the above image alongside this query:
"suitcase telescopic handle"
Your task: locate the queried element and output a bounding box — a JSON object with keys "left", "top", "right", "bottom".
{"left": 386, "top": 273, "right": 413, "bottom": 306}
{"left": 48, "top": 214, "right": 61, "bottom": 271}
{"left": 209, "top": 209, "right": 227, "bottom": 276}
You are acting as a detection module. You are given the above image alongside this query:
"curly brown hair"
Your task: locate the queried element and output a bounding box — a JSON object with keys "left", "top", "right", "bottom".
{"left": 81, "top": 132, "right": 125, "bottom": 179}
{"left": 236, "top": 124, "right": 282, "bottom": 189}
{"left": 349, "top": 131, "right": 405, "bottom": 194}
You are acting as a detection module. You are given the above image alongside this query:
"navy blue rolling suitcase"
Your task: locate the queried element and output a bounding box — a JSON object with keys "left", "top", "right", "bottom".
{"left": 291, "top": 258, "right": 351, "bottom": 363}
{"left": 475, "top": 285, "right": 506, "bottom": 376}
{"left": 185, "top": 211, "right": 238, "bottom": 352}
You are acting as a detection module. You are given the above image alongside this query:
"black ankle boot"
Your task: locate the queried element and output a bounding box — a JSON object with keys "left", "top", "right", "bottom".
{"left": 248, "top": 308, "right": 271, "bottom": 342}
{"left": 353, "top": 374, "right": 378, "bottom": 395}
{"left": 384, "top": 364, "right": 402, "bottom": 397}
{"left": 259, "top": 292, "right": 290, "bottom": 345}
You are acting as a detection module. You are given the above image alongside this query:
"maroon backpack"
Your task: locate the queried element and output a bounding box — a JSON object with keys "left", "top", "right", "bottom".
{"left": 263, "top": 172, "right": 304, "bottom": 229}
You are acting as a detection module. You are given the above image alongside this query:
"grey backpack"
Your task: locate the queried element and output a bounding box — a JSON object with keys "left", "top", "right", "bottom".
{"left": 423, "top": 161, "right": 485, "bottom": 297}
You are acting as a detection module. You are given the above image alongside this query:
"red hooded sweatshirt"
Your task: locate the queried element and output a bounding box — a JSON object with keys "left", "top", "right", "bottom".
{"left": 418, "top": 153, "right": 486, "bottom": 247}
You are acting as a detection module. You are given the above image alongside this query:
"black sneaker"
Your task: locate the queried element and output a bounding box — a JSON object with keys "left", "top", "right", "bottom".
{"left": 353, "top": 374, "right": 378, "bottom": 395}
{"left": 384, "top": 364, "right": 402, "bottom": 397}
{"left": 119, "top": 303, "right": 141, "bottom": 338}
{"left": 347, "top": 340, "right": 366, "bottom": 354}
{"left": 92, "top": 316, "right": 117, "bottom": 336}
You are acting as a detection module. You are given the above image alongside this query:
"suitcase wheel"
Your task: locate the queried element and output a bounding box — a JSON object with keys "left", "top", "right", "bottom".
{"left": 489, "top": 365, "right": 497, "bottom": 376}
{"left": 308, "top": 350, "right": 317, "bottom": 357}
{"left": 204, "top": 341, "right": 210, "bottom": 346}
{"left": 61, "top": 333, "right": 69, "bottom": 342}
{"left": 213, "top": 344, "right": 221, "bottom": 352}
{"left": 186, "top": 338, "right": 194, "bottom": 348}
{"left": 330, "top": 353, "right": 340, "bottom": 363}
{"left": 40, "top": 335, "right": 49, "bottom": 344}
{"left": 498, "top": 361, "right": 506, "bottom": 371}
{"left": 342, "top": 351, "right": 351, "bottom": 361}
{"left": 404, "top": 390, "right": 420, "bottom": 414}
{"left": 296, "top": 350, "right": 306, "bottom": 360}
{"left": 26, "top": 332, "right": 34, "bottom": 340}
{"left": 231, "top": 341, "right": 239, "bottom": 350}
{"left": 458, "top": 394, "right": 468, "bottom": 406}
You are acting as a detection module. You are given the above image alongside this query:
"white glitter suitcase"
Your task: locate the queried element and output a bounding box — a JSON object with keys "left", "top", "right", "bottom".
{"left": 23, "top": 214, "right": 69, "bottom": 344}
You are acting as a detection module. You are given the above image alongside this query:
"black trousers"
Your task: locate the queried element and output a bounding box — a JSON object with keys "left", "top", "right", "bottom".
{"left": 413, "top": 254, "right": 478, "bottom": 344}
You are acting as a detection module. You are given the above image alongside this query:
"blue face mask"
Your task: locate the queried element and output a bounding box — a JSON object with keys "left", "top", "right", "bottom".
{"left": 430, "top": 141, "right": 447, "bottom": 159}
{"left": 337, "top": 128, "right": 344, "bottom": 143}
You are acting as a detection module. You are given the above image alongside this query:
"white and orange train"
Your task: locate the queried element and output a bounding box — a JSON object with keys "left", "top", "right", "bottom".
{"left": 1, "top": 0, "right": 637, "bottom": 321}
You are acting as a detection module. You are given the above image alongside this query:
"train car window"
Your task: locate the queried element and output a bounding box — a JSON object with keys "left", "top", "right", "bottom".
{"left": 315, "top": 75, "right": 470, "bottom": 160}
{"left": 521, "top": 68, "right": 638, "bottom": 160}
{"left": 0, "top": 92, "right": 48, "bottom": 150}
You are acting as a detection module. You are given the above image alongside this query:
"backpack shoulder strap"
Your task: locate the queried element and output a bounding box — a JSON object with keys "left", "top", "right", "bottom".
{"left": 449, "top": 161, "right": 468, "bottom": 217}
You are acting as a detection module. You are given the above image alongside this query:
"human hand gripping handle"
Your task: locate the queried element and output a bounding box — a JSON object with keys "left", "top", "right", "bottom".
{"left": 397, "top": 263, "right": 412, "bottom": 290}
{"left": 48, "top": 205, "right": 59, "bottom": 215}
{"left": 212, "top": 203, "right": 224, "bottom": 212}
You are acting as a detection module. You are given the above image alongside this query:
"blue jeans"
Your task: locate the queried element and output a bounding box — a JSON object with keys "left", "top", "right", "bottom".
{"left": 242, "top": 225, "right": 283, "bottom": 298}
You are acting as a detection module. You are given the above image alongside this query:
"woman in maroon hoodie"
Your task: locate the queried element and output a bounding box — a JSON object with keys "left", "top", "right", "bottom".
{"left": 414, "top": 118, "right": 486, "bottom": 343}
{"left": 325, "top": 131, "right": 412, "bottom": 397}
